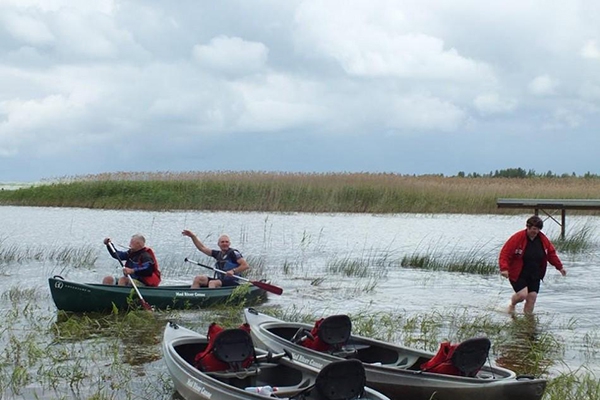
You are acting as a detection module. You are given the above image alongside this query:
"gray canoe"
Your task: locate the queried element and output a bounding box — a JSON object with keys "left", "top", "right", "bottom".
{"left": 243, "top": 308, "right": 547, "bottom": 400}
{"left": 162, "top": 321, "right": 392, "bottom": 400}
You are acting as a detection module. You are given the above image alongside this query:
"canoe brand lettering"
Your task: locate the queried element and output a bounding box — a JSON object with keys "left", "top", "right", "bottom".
{"left": 186, "top": 378, "right": 212, "bottom": 398}
{"left": 62, "top": 283, "right": 91, "bottom": 293}
{"left": 175, "top": 292, "right": 207, "bottom": 297}
{"left": 293, "top": 353, "right": 324, "bottom": 369}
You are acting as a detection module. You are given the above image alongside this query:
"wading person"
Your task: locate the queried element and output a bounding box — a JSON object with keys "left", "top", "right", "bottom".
{"left": 499, "top": 215, "right": 566, "bottom": 314}
{"left": 181, "top": 230, "right": 250, "bottom": 288}
{"left": 102, "top": 234, "right": 161, "bottom": 287}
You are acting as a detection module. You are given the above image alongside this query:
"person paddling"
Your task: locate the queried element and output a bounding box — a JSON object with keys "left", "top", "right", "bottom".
{"left": 182, "top": 230, "right": 250, "bottom": 289}
{"left": 102, "top": 234, "right": 161, "bottom": 287}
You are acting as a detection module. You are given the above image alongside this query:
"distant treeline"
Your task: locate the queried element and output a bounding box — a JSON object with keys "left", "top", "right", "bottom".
{"left": 456, "top": 167, "right": 600, "bottom": 179}
{"left": 2, "top": 170, "right": 600, "bottom": 214}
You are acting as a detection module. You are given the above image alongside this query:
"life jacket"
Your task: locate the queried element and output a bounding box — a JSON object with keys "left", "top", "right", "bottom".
{"left": 300, "top": 315, "right": 352, "bottom": 352}
{"left": 194, "top": 322, "right": 254, "bottom": 372}
{"left": 139, "top": 247, "right": 161, "bottom": 287}
{"left": 419, "top": 342, "right": 461, "bottom": 375}
{"left": 301, "top": 318, "right": 331, "bottom": 351}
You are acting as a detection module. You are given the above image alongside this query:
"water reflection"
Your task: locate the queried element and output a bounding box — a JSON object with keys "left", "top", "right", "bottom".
{"left": 496, "top": 314, "right": 558, "bottom": 376}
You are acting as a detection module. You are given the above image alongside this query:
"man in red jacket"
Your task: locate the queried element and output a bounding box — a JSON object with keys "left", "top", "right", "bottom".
{"left": 499, "top": 215, "right": 567, "bottom": 314}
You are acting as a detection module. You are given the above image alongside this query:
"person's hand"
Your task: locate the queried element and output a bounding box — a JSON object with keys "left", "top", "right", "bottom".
{"left": 103, "top": 237, "right": 111, "bottom": 245}
{"left": 182, "top": 229, "right": 195, "bottom": 238}
{"left": 500, "top": 270, "right": 509, "bottom": 279}
{"left": 123, "top": 267, "right": 134, "bottom": 275}
{"left": 559, "top": 268, "right": 567, "bottom": 276}
{"left": 226, "top": 270, "right": 235, "bottom": 276}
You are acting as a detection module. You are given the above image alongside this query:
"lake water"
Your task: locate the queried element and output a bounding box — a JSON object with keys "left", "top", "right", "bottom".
{"left": 1, "top": 206, "right": 599, "bottom": 398}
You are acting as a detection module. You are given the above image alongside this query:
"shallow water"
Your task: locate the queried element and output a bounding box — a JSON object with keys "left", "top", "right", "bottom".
{"left": 1, "top": 206, "right": 599, "bottom": 398}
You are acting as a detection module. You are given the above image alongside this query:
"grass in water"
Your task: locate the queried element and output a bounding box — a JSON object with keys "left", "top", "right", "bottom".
{"left": 399, "top": 241, "right": 498, "bottom": 275}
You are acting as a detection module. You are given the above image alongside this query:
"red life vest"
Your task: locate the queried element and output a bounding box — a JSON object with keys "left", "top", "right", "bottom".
{"left": 419, "top": 342, "right": 461, "bottom": 375}
{"left": 300, "top": 318, "right": 331, "bottom": 352}
{"left": 194, "top": 322, "right": 254, "bottom": 372}
{"left": 139, "top": 247, "right": 161, "bottom": 287}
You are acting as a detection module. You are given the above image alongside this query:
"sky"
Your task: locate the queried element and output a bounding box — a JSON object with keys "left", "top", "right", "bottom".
{"left": 1, "top": 0, "right": 600, "bottom": 182}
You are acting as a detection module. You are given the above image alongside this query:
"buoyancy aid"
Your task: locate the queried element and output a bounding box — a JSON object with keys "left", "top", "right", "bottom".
{"left": 138, "top": 247, "right": 161, "bottom": 287}
{"left": 300, "top": 318, "right": 331, "bottom": 352}
{"left": 419, "top": 342, "right": 461, "bottom": 375}
{"left": 194, "top": 322, "right": 254, "bottom": 372}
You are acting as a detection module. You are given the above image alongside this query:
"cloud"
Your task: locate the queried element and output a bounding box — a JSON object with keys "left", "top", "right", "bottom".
{"left": 192, "top": 36, "right": 269, "bottom": 76}
{"left": 581, "top": 40, "right": 600, "bottom": 59}
{"left": 528, "top": 74, "right": 558, "bottom": 96}
{"left": 474, "top": 93, "right": 517, "bottom": 116}
{"left": 1, "top": 11, "right": 55, "bottom": 45}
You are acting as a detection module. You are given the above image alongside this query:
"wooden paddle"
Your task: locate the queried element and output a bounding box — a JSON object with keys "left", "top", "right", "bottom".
{"left": 184, "top": 258, "right": 283, "bottom": 295}
{"left": 108, "top": 242, "right": 153, "bottom": 311}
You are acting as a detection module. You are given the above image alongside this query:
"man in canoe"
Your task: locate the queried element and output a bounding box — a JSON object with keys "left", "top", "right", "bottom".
{"left": 499, "top": 215, "right": 566, "bottom": 314}
{"left": 182, "top": 230, "right": 250, "bottom": 288}
{"left": 102, "top": 234, "right": 161, "bottom": 287}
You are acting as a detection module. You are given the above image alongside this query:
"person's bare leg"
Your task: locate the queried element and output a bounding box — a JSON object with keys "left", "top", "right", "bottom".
{"left": 208, "top": 279, "right": 223, "bottom": 289}
{"left": 523, "top": 291, "right": 538, "bottom": 314}
{"left": 102, "top": 276, "right": 115, "bottom": 285}
{"left": 509, "top": 288, "right": 528, "bottom": 313}
{"left": 191, "top": 275, "right": 208, "bottom": 289}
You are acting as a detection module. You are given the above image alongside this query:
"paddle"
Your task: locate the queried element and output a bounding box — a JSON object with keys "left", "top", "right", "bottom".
{"left": 108, "top": 242, "right": 153, "bottom": 311}
{"left": 184, "top": 258, "right": 283, "bottom": 295}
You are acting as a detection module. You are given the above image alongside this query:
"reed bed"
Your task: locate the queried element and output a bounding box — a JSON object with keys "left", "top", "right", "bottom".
{"left": 4, "top": 172, "right": 600, "bottom": 214}
{"left": 0, "top": 241, "right": 98, "bottom": 267}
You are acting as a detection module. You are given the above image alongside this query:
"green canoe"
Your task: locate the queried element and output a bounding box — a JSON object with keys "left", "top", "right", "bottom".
{"left": 48, "top": 276, "right": 268, "bottom": 312}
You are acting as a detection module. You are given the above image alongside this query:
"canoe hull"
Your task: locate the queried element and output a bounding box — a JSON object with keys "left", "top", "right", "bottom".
{"left": 244, "top": 308, "right": 547, "bottom": 400}
{"left": 162, "top": 322, "right": 390, "bottom": 400}
{"left": 48, "top": 276, "right": 267, "bottom": 312}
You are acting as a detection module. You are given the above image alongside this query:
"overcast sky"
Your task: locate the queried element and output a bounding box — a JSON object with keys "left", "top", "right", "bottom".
{"left": 1, "top": 0, "right": 599, "bottom": 182}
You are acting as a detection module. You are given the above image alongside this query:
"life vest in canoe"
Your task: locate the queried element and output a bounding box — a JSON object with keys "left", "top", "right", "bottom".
{"left": 194, "top": 322, "right": 254, "bottom": 372}
{"left": 301, "top": 315, "right": 352, "bottom": 352}
{"left": 139, "top": 247, "right": 161, "bottom": 287}
{"left": 420, "top": 337, "right": 491, "bottom": 377}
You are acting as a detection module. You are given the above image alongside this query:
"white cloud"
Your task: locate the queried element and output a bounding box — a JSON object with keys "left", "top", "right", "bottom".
{"left": 293, "top": 0, "right": 495, "bottom": 84}
{"left": 581, "top": 40, "right": 600, "bottom": 59}
{"left": 388, "top": 94, "right": 467, "bottom": 132}
{"left": 192, "top": 36, "right": 269, "bottom": 76}
{"left": 474, "top": 93, "right": 517, "bottom": 116}
{"left": 1, "top": 12, "right": 55, "bottom": 45}
{"left": 528, "top": 74, "right": 558, "bottom": 96}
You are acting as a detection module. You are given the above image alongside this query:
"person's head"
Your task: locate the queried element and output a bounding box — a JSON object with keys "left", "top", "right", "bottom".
{"left": 217, "top": 235, "right": 231, "bottom": 251}
{"left": 526, "top": 216, "right": 543, "bottom": 238}
{"left": 129, "top": 234, "right": 146, "bottom": 251}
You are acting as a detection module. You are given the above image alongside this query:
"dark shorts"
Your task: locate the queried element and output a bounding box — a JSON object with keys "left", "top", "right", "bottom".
{"left": 208, "top": 277, "right": 239, "bottom": 287}
{"left": 510, "top": 273, "right": 540, "bottom": 294}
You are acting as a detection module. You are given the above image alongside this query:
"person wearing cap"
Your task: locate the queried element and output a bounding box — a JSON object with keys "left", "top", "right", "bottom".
{"left": 499, "top": 215, "right": 567, "bottom": 314}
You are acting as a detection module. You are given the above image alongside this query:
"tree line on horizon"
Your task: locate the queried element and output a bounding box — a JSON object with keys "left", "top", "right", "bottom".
{"left": 455, "top": 168, "right": 600, "bottom": 179}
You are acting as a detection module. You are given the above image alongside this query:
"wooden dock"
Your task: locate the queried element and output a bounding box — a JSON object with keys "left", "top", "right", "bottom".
{"left": 497, "top": 198, "right": 600, "bottom": 238}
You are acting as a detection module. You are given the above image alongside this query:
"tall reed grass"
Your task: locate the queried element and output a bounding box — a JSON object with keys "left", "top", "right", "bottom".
{"left": 3, "top": 172, "right": 600, "bottom": 214}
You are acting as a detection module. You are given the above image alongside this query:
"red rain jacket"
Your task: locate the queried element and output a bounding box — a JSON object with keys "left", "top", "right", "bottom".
{"left": 498, "top": 230, "right": 563, "bottom": 282}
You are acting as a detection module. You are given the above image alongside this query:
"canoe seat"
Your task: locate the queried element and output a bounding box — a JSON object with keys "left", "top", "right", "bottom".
{"left": 212, "top": 328, "right": 256, "bottom": 371}
{"left": 420, "top": 337, "right": 491, "bottom": 377}
{"left": 451, "top": 337, "right": 491, "bottom": 377}
{"left": 300, "top": 315, "right": 355, "bottom": 357}
{"left": 314, "top": 359, "right": 366, "bottom": 400}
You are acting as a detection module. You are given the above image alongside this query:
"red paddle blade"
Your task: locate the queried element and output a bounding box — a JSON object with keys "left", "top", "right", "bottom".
{"left": 140, "top": 299, "right": 153, "bottom": 311}
{"left": 251, "top": 280, "right": 283, "bottom": 295}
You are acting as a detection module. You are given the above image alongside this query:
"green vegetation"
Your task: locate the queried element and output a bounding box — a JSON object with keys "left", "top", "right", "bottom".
{"left": 3, "top": 171, "right": 600, "bottom": 214}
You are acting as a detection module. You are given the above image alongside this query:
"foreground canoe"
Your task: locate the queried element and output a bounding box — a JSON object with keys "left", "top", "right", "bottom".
{"left": 48, "top": 276, "right": 267, "bottom": 312}
{"left": 244, "top": 308, "right": 547, "bottom": 400}
{"left": 162, "top": 321, "right": 391, "bottom": 400}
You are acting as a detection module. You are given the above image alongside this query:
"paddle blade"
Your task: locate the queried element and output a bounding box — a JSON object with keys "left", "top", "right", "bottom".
{"left": 251, "top": 280, "right": 283, "bottom": 295}
{"left": 140, "top": 299, "right": 153, "bottom": 311}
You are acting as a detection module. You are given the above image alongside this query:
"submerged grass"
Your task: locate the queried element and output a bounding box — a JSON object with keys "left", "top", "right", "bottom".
{"left": 4, "top": 172, "right": 600, "bottom": 215}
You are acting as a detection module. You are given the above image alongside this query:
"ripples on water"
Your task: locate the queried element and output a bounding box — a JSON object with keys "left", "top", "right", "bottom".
{"left": 1, "top": 206, "right": 599, "bottom": 397}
